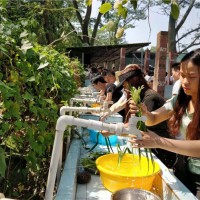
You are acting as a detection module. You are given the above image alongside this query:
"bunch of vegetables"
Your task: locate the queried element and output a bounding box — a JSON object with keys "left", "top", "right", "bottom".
{"left": 84, "top": 86, "right": 155, "bottom": 173}
{"left": 117, "top": 86, "right": 154, "bottom": 171}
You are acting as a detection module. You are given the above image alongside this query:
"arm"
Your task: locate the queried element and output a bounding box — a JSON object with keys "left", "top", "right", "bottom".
{"left": 100, "top": 94, "right": 127, "bottom": 121}
{"left": 145, "top": 106, "right": 172, "bottom": 126}
{"left": 129, "top": 131, "right": 200, "bottom": 157}
{"left": 129, "top": 100, "right": 172, "bottom": 126}
{"left": 105, "top": 91, "right": 112, "bottom": 102}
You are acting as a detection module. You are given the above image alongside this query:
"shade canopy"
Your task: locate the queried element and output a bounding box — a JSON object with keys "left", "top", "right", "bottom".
{"left": 66, "top": 42, "right": 150, "bottom": 64}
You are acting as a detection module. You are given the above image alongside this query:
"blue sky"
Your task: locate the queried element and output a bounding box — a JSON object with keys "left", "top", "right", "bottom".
{"left": 91, "top": 1, "right": 200, "bottom": 52}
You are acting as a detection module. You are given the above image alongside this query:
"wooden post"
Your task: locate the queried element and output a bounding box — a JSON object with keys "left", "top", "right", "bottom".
{"left": 153, "top": 31, "right": 168, "bottom": 97}
{"left": 119, "top": 48, "right": 126, "bottom": 70}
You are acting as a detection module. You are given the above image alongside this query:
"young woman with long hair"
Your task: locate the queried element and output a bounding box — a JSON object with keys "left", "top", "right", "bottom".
{"left": 129, "top": 49, "right": 200, "bottom": 198}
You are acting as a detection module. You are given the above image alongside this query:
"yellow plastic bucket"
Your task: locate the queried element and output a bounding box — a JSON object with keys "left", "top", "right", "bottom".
{"left": 96, "top": 153, "right": 160, "bottom": 193}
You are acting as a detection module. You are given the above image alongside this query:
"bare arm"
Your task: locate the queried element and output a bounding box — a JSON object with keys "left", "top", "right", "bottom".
{"left": 105, "top": 92, "right": 112, "bottom": 102}
{"left": 100, "top": 94, "right": 127, "bottom": 121}
{"left": 129, "top": 100, "right": 172, "bottom": 126}
{"left": 129, "top": 131, "right": 200, "bottom": 157}
{"left": 109, "top": 98, "right": 126, "bottom": 113}
{"left": 145, "top": 106, "right": 172, "bottom": 126}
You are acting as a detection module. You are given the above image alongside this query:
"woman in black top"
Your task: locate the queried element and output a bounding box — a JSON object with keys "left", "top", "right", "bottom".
{"left": 116, "top": 64, "right": 176, "bottom": 168}
{"left": 91, "top": 75, "right": 125, "bottom": 118}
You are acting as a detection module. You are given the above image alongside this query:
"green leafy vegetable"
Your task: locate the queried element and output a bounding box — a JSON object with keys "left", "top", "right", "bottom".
{"left": 117, "top": 86, "right": 155, "bottom": 172}
{"left": 130, "top": 86, "right": 155, "bottom": 172}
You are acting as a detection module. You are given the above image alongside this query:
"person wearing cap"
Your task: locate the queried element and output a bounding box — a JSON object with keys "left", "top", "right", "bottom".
{"left": 101, "top": 64, "right": 176, "bottom": 168}
{"left": 91, "top": 75, "right": 124, "bottom": 117}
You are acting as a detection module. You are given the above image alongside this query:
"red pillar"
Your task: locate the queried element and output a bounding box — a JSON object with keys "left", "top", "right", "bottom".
{"left": 153, "top": 31, "right": 168, "bottom": 97}
{"left": 144, "top": 48, "right": 150, "bottom": 73}
{"left": 119, "top": 48, "right": 126, "bottom": 70}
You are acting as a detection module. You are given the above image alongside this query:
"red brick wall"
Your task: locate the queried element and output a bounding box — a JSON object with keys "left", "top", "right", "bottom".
{"left": 153, "top": 31, "right": 168, "bottom": 96}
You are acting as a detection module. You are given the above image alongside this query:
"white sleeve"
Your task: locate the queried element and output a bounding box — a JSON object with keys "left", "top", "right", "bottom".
{"left": 163, "top": 95, "right": 178, "bottom": 111}
{"left": 172, "top": 80, "right": 181, "bottom": 95}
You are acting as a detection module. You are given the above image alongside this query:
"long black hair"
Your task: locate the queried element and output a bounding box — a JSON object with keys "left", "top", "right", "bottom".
{"left": 168, "top": 49, "right": 200, "bottom": 140}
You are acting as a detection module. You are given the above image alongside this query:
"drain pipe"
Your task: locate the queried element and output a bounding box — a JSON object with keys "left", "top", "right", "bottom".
{"left": 70, "top": 97, "right": 98, "bottom": 105}
{"left": 59, "top": 101, "right": 113, "bottom": 116}
{"left": 45, "top": 115, "right": 145, "bottom": 200}
{"left": 70, "top": 97, "right": 112, "bottom": 107}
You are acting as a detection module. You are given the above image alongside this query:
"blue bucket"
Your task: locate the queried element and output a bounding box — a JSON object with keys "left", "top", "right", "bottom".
{"left": 88, "top": 129, "right": 118, "bottom": 146}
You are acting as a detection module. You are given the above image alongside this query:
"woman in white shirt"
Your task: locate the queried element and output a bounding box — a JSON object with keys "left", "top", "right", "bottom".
{"left": 129, "top": 49, "right": 200, "bottom": 198}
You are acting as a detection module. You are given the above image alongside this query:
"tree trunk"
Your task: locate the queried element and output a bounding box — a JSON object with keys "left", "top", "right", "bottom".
{"left": 43, "top": 0, "right": 54, "bottom": 44}
{"left": 82, "top": 4, "right": 92, "bottom": 45}
{"left": 168, "top": 15, "right": 177, "bottom": 54}
{"left": 90, "top": 0, "right": 106, "bottom": 46}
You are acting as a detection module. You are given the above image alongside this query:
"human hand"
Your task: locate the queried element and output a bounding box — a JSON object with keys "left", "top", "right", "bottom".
{"left": 99, "top": 112, "right": 109, "bottom": 121}
{"left": 100, "top": 130, "right": 115, "bottom": 137}
{"left": 128, "top": 130, "right": 161, "bottom": 149}
{"left": 129, "top": 99, "right": 147, "bottom": 116}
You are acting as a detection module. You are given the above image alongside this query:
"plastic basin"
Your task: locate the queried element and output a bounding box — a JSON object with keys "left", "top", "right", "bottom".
{"left": 96, "top": 154, "right": 160, "bottom": 193}
{"left": 88, "top": 129, "right": 118, "bottom": 146}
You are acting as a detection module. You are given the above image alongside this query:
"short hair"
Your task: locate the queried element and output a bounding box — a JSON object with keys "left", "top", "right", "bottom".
{"left": 97, "top": 65, "right": 103, "bottom": 69}
{"left": 101, "top": 69, "right": 115, "bottom": 77}
{"left": 171, "top": 62, "right": 180, "bottom": 71}
{"left": 91, "top": 75, "right": 106, "bottom": 84}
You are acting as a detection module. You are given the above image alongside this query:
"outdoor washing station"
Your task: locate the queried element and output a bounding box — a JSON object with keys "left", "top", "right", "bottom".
{"left": 44, "top": 90, "right": 198, "bottom": 200}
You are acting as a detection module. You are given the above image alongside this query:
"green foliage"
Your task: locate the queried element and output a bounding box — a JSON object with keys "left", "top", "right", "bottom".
{"left": 130, "top": 0, "right": 138, "bottom": 10}
{"left": 171, "top": 1, "right": 180, "bottom": 20}
{"left": 130, "top": 86, "right": 143, "bottom": 105}
{"left": 117, "top": 3, "right": 128, "bottom": 19}
{"left": 163, "top": 0, "right": 171, "bottom": 4}
{"left": 99, "top": 2, "right": 112, "bottom": 14}
{"left": 104, "top": 0, "right": 180, "bottom": 21}
{"left": 0, "top": 147, "right": 6, "bottom": 178}
{"left": 85, "top": 0, "right": 92, "bottom": 6}
{"left": 130, "top": 86, "right": 154, "bottom": 171}
{"left": 0, "top": 6, "right": 84, "bottom": 199}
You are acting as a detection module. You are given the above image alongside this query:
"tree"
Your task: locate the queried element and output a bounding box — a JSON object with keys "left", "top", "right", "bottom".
{"left": 5, "top": 0, "right": 84, "bottom": 50}
{"left": 99, "top": 0, "right": 200, "bottom": 53}
{"left": 155, "top": 0, "right": 200, "bottom": 54}
{"left": 96, "top": 1, "right": 147, "bottom": 45}
{"left": 65, "top": 0, "right": 148, "bottom": 46}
